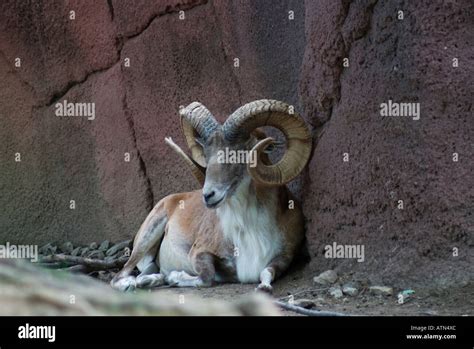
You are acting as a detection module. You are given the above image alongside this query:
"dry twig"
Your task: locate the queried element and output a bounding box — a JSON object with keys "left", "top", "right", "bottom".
{"left": 275, "top": 301, "right": 349, "bottom": 317}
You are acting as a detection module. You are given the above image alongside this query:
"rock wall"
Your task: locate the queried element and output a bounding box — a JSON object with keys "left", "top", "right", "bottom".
{"left": 0, "top": 0, "right": 305, "bottom": 245}
{"left": 300, "top": 0, "right": 473, "bottom": 288}
{"left": 0, "top": 0, "right": 472, "bottom": 287}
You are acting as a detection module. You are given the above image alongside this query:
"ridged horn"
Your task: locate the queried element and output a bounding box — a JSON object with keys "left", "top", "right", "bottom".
{"left": 179, "top": 102, "right": 219, "bottom": 167}
{"left": 223, "top": 99, "right": 312, "bottom": 185}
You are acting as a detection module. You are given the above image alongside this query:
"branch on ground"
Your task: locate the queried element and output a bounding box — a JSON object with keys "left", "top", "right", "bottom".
{"left": 275, "top": 301, "right": 349, "bottom": 317}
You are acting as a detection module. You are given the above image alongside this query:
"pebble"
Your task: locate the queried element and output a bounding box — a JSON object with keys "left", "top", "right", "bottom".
{"left": 329, "top": 286, "right": 343, "bottom": 299}
{"left": 71, "top": 246, "right": 81, "bottom": 257}
{"left": 313, "top": 270, "right": 338, "bottom": 285}
{"left": 104, "top": 256, "right": 116, "bottom": 263}
{"left": 39, "top": 243, "right": 57, "bottom": 256}
{"left": 60, "top": 241, "right": 74, "bottom": 254}
{"left": 87, "top": 250, "right": 105, "bottom": 260}
{"left": 98, "top": 240, "right": 110, "bottom": 251}
{"left": 342, "top": 283, "right": 359, "bottom": 296}
{"left": 80, "top": 247, "right": 90, "bottom": 257}
{"left": 369, "top": 286, "right": 393, "bottom": 296}
{"left": 106, "top": 240, "right": 132, "bottom": 257}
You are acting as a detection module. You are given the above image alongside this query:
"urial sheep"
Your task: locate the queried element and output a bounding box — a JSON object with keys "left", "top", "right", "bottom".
{"left": 111, "top": 99, "right": 312, "bottom": 293}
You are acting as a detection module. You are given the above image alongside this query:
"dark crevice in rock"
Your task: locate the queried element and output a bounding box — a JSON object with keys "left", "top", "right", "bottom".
{"left": 35, "top": 0, "right": 208, "bottom": 109}
{"left": 120, "top": 67, "right": 155, "bottom": 211}
{"left": 113, "top": 1, "right": 209, "bottom": 211}
{"left": 116, "top": 0, "right": 208, "bottom": 48}
{"left": 38, "top": 62, "right": 120, "bottom": 108}
{"left": 210, "top": 2, "right": 242, "bottom": 105}
{"left": 24, "top": 0, "right": 210, "bottom": 213}
{"left": 341, "top": 0, "right": 378, "bottom": 54}
{"left": 322, "top": 1, "right": 350, "bottom": 126}
{"left": 107, "top": 0, "right": 115, "bottom": 21}
{"left": 325, "top": 0, "right": 379, "bottom": 126}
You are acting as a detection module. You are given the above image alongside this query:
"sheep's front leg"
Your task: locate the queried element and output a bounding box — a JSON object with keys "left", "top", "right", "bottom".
{"left": 255, "top": 255, "right": 291, "bottom": 293}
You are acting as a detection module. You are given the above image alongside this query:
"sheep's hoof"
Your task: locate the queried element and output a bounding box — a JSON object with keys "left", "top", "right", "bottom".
{"left": 111, "top": 276, "right": 137, "bottom": 292}
{"left": 255, "top": 283, "right": 273, "bottom": 294}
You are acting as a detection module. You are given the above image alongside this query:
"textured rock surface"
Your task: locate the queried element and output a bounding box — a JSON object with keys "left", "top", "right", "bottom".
{"left": 0, "top": 0, "right": 304, "bottom": 244}
{"left": 0, "top": 0, "right": 472, "bottom": 288}
{"left": 300, "top": 0, "right": 473, "bottom": 288}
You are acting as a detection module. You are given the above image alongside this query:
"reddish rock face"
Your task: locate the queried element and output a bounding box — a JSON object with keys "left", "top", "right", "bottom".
{"left": 300, "top": 0, "right": 473, "bottom": 288}
{"left": 0, "top": 0, "right": 305, "bottom": 245}
{"left": 0, "top": 0, "right": 471, "bottom": 287}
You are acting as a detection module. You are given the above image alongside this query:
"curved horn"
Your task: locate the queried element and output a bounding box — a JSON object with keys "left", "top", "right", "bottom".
{"left": 179, "top": 102, "right": 219, "bottom": 167}
{"left": 223, "top": 99, "right": 312, "bottom": 185}
{"left": 165, "top": 137, "right": 205, "bottom": 186}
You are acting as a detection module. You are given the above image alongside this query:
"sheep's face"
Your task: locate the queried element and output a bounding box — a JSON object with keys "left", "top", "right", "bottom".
{"left": 179, "top": 100, "right": 312, "bottom": 198}
{"left": 201, "top": 131, "right": 253, "bottom": 209}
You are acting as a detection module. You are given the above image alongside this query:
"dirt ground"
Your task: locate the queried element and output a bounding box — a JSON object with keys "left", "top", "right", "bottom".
{"left": 36, "top": 240, "right": 472, "bottom": 316}
{"left": 102, "top": 264, "right": 473, "bottom": 317}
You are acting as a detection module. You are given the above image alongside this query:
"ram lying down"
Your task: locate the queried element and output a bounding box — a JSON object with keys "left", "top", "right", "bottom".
{"left": 111, "top": 99, "right": 312, "bottom": 293}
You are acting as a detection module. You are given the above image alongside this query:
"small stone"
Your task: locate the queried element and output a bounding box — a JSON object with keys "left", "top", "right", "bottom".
{"left": 89, "top": 242, "right": 98, "bottom": 250}
{"left": 98, "top": 240, "right": 110, "bottom": 251}
{"left": 369, "top": 286, "right": 393, "bottom": 296}
{"left": 106, "top": 240, "right": 132, "bottom": 257}
{"left": 313, "top": 270, "right": 338, "bottom": 285}
{"left": 71, "top": 246, "right": 81, "bottom": 257}
{"left": 292, "top": 299, "right": 315, "bottom": 309}
{"left": 80, "top": 247, "right": 90, "bottom": 257}
{"left": 39, "top": 243, "right": 57, "bottom": 256}
{"left": 87, "top": 250, "right": 105, "bottom": 259}
{"left": 104, "top": 256, "right": 116, "bottom": 263}
{"left": 60, "top": 241, "right": 74, "bottom": 254}
{"left": 342, "top": 283, "right": 359, "bottom": 296}
{"left": 329, "top": 286, "right": 343, "bottom": 299}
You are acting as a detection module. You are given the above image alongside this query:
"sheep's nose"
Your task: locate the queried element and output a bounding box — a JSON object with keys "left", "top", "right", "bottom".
{"left": 203, "top": 191, "right": 215, "bottom": 203}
